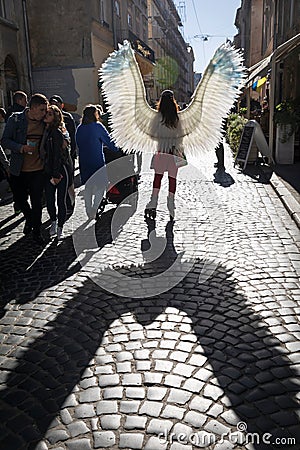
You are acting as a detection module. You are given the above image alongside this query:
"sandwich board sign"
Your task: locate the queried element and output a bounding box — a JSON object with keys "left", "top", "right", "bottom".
{"left": 234, "top": 120, "right": 274, "bottom": 170}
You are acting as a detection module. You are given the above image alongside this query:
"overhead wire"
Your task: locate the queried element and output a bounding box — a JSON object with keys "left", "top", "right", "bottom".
{"left": 191, "top": 0, "right": 203, "bottom": 34}
{"left": 190, "top": 0, "right": 206, "bottom": 70}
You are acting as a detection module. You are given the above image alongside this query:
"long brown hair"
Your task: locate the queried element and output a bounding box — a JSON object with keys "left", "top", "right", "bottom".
{"left": 47, "top": 104, "right": 64, "bottom": 130}
{"left": 157, "top": 90, "right": 179, "bottom": 128}
{"left": 82, "top": 104, "right": 98, "bottom": 125}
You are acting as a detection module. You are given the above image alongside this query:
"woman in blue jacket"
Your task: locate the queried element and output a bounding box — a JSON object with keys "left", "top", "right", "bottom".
{"left": 76, "top": 104, "right": 118, "bottom": 219}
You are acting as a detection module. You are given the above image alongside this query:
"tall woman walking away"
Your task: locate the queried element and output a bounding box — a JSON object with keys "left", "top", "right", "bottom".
{"left": 145, "top": 90, "right": 186, "bottom": 219}
{"left": 75, "top": 104, "right": 119, "bottom": 220}
{"left": 43, "top": 104, "right": 73, "bottom": 240}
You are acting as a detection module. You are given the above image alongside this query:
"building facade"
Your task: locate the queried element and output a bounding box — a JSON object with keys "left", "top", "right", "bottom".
{"left": 27, "top": 0, "right": 115, "bottom": 115}
{"left": 0, "top": 0, "right": 194, "bottom": 115}
{"left": 0, "top": 1, "right": 31, "bottom": 107}
{"left": 109, "top": 0, "right": 155, "bottom": 103}
{"left": 234, "top": 0, "right": 300, "bottom": 162}
{"left": 148, "top": 0, "right": 194, "bottom": 104}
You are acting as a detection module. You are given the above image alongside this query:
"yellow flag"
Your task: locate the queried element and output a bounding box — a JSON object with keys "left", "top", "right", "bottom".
{"left": 257, "top": 77, "right": 267, "bottom": 89}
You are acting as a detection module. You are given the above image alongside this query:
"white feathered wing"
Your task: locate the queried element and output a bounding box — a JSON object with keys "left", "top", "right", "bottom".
{"left": 99, "top": 40, "right": 245, "bottom": 156}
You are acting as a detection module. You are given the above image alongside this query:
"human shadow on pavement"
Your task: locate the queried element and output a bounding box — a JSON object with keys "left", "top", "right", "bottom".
{"left": 213, "top": 168, "right": 235, "bottom": 187}
{"left": 0, "top": 215, "right": 25, "bottom": 239}
{"left": 0, "top": 198, "right": 137, "bottom": 319}
{"left": 141, "top": 217, "right": 178, "bottom": 267}
{"left": 0, "top": 219, "right": 299, "bottom": 449}
{"left": 0, "top": 211, "right": 22, "bottom": 229}
{"left": 243, "top": 163, "right": 274, "bottom": 184}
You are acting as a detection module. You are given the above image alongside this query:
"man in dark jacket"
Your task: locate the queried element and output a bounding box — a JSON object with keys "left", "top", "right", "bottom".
{"left": 1, "top": 93, "right": 48, "bottom": 245}
{"left": 4, "top": 90, "right": 28, "bottom": 213}
{"left": 5, "top": 91, "right": 28, "bottom": 121}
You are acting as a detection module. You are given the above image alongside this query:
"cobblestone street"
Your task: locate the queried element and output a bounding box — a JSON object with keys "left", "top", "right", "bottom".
{"left": 0, "top": 148, "right": 300, "bottom": 450}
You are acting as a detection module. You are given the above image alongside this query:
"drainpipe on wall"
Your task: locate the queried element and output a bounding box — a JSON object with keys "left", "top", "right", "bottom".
{"left": 22, "top": 0, "right": 33, "bottom": 94}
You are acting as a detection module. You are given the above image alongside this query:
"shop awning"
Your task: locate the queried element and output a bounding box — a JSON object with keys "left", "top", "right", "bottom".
{"left": 245, "top": 32, "right": 300, "bottom": 88}
{"left": 273, "top": 32, "right": 300, "bottom": 62}
{"left": 246, "top": 55, "right": 272, "bottom": 87}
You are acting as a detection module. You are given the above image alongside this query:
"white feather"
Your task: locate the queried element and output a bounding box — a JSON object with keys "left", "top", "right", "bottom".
{"left": 99, "top": 41, "right": 246, "bottom": 156}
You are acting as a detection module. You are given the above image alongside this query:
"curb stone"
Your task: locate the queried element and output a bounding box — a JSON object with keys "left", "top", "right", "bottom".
{"left": 270, "top": 172, "right": 300, "bottom": 229}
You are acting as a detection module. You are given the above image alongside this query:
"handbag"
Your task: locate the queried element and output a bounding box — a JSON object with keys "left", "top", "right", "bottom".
{"left": 174, "top": 149, "right": 188, "bottom": 168}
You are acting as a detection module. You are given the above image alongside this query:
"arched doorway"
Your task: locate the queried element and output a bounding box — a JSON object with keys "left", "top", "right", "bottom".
{"left": 4, "top": 55, "right": 19, "bottom": 106}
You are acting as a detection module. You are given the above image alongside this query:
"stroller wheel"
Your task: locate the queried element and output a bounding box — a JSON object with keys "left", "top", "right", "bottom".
{"left": 144, "top": 208, "right": 156, "bottom": 220}
{"left": 97, "top": 198, "right": 107, "bottom": 219}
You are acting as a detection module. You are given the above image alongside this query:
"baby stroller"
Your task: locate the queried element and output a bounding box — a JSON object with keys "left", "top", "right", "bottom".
{"left": 97, "top": 147, "right": 138, "bottom": 217}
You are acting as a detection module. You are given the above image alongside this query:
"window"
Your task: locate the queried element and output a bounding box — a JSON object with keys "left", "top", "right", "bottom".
{"left": 290, "top": 0, "right": 294, "bottom": 27}
{"left": 99, "top": 0, "right": 104, "bottom": 21}
{"left": 99, "top": 0, "right": 110, "bottom": 28}
{"left": 115, "top": 0, "right": 120, "bottom": 17}
{"left": 127, "top": 1, "right": 133, "bottom": 27}
{"left": 277, "top": 0, "right": 285, "bottom": 38}
{"left": 262, "top": 0, "right": 275, "bottom": 51}
{"left": 135, "top": 7, "right": 140, "bottom": 34}
{"left": 142, "top": 16, "right": 147, "bottom": 41}
{"left": 128, "top": 13, "right": 132, "bottom": 28}
{"left": 0, "top": 0, "right": 6, "bottom": 18}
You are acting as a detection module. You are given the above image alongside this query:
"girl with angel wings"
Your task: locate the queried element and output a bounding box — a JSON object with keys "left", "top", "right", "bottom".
{"left": 99, "top": 40, "right": 245, "bottom": 219}
{"left": 146, "top": 89, "right": 183, "bottom": 219}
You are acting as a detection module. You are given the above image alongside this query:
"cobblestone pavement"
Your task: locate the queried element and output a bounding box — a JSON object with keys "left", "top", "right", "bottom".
{"left": 0, "top": 149, "right": 300, "bottom": 450}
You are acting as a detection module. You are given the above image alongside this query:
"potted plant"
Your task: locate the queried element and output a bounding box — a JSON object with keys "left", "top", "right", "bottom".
{"left": 274, "top": 99, "right": 300, "bottom": 164}
{"left": 226, "top": 112, "right": 248, "bottom": 157}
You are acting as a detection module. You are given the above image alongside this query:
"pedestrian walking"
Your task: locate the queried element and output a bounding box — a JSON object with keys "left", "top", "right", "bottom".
{"left": 1, "top": 104, "right": 23, "bottom": 214}
{"left": 0, "top": 108, "right": 6, "bottom": 140}
{"left": 5, "top": 90, "right": 28, "bottom": 121}
{"left": 49, "top": 95, "right": 77, "bottom": 213}
{"left": 145, "top": 90, "right": 187, "bottom": 219}
{"left": 49, "top": 95, "right": 77, "bottom": 167}
{"left": 0, "top": 144, "right": 9, "bottom": 182}
{"left": 42, "top": 104, "right": 73, "bottom": 241}
{"left": 214, "top": 123, "right": 226, "bottom": 172}
{"left": 75, "top": 104, "right": 119, "bottom": 219}
{"left": 1, "top": 93, "right": 48, "bottom": 245}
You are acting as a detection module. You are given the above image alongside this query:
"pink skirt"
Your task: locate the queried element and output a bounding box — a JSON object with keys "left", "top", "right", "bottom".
{"left": 150, "top": 152, "right": 178, "bottom": 177}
